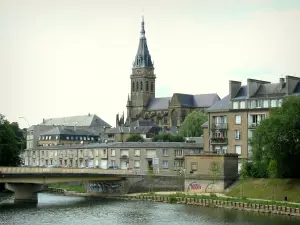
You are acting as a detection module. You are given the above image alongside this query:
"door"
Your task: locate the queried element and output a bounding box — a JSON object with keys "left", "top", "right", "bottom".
{"left": 100, "top": 160, "right": 107, "bottom": 169}
{"left": 120, "top": 160, "right": 127, "bottom": 169}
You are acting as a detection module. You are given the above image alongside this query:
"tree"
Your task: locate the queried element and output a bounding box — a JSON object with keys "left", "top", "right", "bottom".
{"left": 250, "top": 96, "right": 300, "bottom": 178}
{"left": 0, "top": 114, "right": 24, "bottom": 167}
{"left": 125, "top": 134, "right": 144, "bottom": 142}
{"left": 180, "top": 110, "right": 207, "bottom": 137}
{"left": 151, "top": 133, "right": 184, "bottom": 142}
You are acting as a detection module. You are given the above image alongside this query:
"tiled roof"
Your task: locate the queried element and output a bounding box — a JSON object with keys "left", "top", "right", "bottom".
{"left": 40, "top": 114, "right": 111, "bottom": 127}
{"left": 192, "top": 93, "right": 220, "bottom": 107}
{"left": 206, "top": 95, "right": 231, "bottom": 112}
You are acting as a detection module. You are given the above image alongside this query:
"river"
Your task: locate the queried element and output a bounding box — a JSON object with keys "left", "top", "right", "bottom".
{"left": 0, "top": 192, "right": 299, "bottom": 225}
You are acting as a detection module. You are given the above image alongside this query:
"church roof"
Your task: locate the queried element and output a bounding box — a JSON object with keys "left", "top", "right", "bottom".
{"left": 132, "top": 16, "right": 153, "bottom": 68}
{"left": 146, "top": 93, "right": 220, "bottom": 110}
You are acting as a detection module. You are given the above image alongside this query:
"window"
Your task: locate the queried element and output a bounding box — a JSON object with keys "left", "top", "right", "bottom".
{"left": 42, "top": 136, "right": 45, "bottom": 140}
{"left": 271, "top": 99, "right": 277, "bottom": 107}
{"left": 163, "top": 117, "right": 168, "bottom": 124}
{"left": 140, "top": 81, "right": 143, "bottom": 91}
{"left": 111, "top": 149, "right": 116, "bottom": 157}
{"left": 162, "top": 160, "right": 168, "bottom": 169}
{"left": 87, "top": 137, "right": 90, "bottom": 141}
{"left": 175, "top": 149, "right": 183, "bottom": 156}
{"left": 146, "top": 81, "right": 149, "bottom": 91}
{"left": 83, "top": 137, "right": 86, "bottom": 140}
{"left": 234, "top": 130, "right": 241, "bottom": 140}
{"left": 134, "top": 160, "right": 140, "bottom": 168}
{"left": 132, "top": 82, "right": 135, "bottom": 92}
{"left": 56, "top": 135, "right": 59, "bottom": 140}
{"left": 111, "top": 160, "right": 116, "bottom": 166}
{"left": 136, "top": 82, "right": 139, "bottom": 91}
{"left": 134, "top": 149, "right": 140, "bottom": 157}
{"left": 248, "top": 130, "right": 253, "bottom": 139}
{"left": 49, "top": 136, "right": 52, "bottom": 140}
{"left": 233, "top": 102, "right": 239, "bottom": 109}
{"left": 235, "top": 115, "right": 242, "bottom": 124}
{"left": 278, "top": 99, "right": 283, "bottom": 107}
{"left": 263, "top": 100, "right": 269, "bottom": 108}
{"left": 222, "top": 146, "right": 227, "bottom": 154}
{"left": 256, "top": 100, "right": 262, "bottom": 108}
{"left": 91, "top": 137, "right": 94, "bottom": 141}
{"left": 249, "top": 100, "right": 256, "bottom": 108}
{"left": 150, "top": 82, "right": 154, "bottom": 92}
{"left": 66, "top": 136, "right": 69, "bottom": 140}
{"left": 191, "top": 162, "right": 198, "bottom": 171}
{"left": 163, "top": 149, "right": 168, "bottom": 156}
{"left": 240, "top": 101, "right": 245, "bottom": 109}
{"left": 235, "top": 145, "right": 242, "bottom": 155}
{"left": 45, "top": 136, "right": 48, "bottom": 140}
{"left": 70, "top": 136, "right": 74, "bottom": 140}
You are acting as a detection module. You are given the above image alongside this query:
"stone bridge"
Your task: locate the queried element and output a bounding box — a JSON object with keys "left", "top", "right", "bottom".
{"left": 0, "top": 167, "right": 142, "bottom": 203}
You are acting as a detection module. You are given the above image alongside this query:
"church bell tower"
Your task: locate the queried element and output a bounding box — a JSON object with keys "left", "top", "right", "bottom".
{"left": 126, "top": 16, "right": 156, "bottom": 123}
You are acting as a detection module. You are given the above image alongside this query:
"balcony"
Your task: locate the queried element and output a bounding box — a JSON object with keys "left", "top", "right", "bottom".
{"left": 248, "top": 123, "right": 260, "bottom": 129}
{"left": 211, "top": 123, "right": 228, "bottom": 130}
{"left": 120, "top": 155, "right": 129, "bottom": 159}
{"left": 175, "top": 155, "right": 184, "bottom": 160}
{"left": 210, "top": 137, "right": 228, "bottom": 144}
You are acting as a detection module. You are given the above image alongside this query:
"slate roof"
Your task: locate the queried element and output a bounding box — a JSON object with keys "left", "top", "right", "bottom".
{"left": 40, "top": 114, "right": 111, "bottom": 127}
{"left": 34, "top": 141, "right": 203, "bottom": 150}
{"left": 146, "top": 97, "right": 171, "bottom": 110}
{"left": 40, "top": 126, "right": 99, "bottom": 136}
{"left": 206, "top": 95, "right": 231, "bottom": 112}
{"left": 146, "top": 93, "right": 220, "bottom": 110}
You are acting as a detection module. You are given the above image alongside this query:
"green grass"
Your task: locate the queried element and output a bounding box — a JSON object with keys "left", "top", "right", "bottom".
{"left": 48, "top": 184, "right": 85, "bottom": 193}
{"left": 227, "top": 178, "right": 300, "bottom": 203}
{"left": 139, "top": 191, "right": 300, "bottom": 208}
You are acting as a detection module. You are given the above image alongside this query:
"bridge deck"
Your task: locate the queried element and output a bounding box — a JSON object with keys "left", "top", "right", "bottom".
{"left": 0, "top": 167, "right": 137, "bottom": 176}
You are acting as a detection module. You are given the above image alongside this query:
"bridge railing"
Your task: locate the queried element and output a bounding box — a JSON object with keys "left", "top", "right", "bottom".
{"left": 0, "top": 167, "right": 136, "bottom": 175}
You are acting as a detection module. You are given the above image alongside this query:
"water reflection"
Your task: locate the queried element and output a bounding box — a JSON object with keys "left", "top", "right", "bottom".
{"left": 0, "top": 193, "right": 299, "bottom": 225}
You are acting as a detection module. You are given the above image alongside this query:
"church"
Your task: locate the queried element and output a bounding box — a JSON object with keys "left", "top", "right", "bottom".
{"left": 116, "top": 17, "right": 220, "bottom": 128}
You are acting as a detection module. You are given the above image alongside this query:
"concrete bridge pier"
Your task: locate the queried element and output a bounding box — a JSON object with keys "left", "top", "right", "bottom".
{"left": 5, "top": 183, "right": 44, "bottom": 204}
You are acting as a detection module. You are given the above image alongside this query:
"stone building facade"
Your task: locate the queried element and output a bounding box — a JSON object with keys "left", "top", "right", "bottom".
{"left": 202, "top": 75, "right": 300, "bottom": 171}
{"left": 118, "top": 17, "right": 220, "bottom": 128}
{"left": 22, "top": 142, "right": 203, "bottom": 173}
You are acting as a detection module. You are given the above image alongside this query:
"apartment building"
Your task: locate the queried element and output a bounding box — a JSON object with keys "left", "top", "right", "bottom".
{"left": 203, "top": 75, "right": 300, "bottom": 171}
{"left": 22, "top": 142, "right": 203, "bottom": 173}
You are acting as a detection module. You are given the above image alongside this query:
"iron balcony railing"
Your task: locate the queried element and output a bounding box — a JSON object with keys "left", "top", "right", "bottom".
{"left": 248, "top": 122, "right": 260, "bottom": 129}
{"left": 211, "top": 123, "right": 228, "bottom": 130}
{"left": 210, "top": 137, "right": 228, "bottom": 144}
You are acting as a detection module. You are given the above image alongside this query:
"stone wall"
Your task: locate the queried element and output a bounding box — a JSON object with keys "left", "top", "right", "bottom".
{"left": 185, "top": 179, "right": 225, "bottom": 193}
{"left": 128, "top": 175, "right": 184, "bottom": 193}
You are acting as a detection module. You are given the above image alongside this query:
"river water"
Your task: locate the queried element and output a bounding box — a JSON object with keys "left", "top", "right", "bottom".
{"left": 0, "top": 193, "right": 299, "bottom": 225}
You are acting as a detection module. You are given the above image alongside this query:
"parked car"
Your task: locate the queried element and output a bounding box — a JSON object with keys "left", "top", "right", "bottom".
{"left": 107, "top": 165, "right": 121, "bottom": 170}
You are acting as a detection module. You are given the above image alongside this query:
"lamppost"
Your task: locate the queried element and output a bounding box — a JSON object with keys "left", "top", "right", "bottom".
{"left": 18, "top": 117, "right": 33, "bottom": 166}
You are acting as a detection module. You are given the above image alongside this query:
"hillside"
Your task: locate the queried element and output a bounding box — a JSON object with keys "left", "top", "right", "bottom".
{"left": 227, "top": 179, "right": 300, "bottom": 203}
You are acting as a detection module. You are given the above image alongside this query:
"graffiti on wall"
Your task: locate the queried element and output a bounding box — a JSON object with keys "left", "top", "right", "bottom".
{"left": 187, "top": 182, "right": 201, "bottom": 191}
{"left": 88, "top": 181, "right": 122, "bottom": 193}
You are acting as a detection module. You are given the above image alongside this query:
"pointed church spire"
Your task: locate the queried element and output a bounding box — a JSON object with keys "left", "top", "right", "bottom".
{"left": 133, "top": 15, "right": 153, "bottom": 68}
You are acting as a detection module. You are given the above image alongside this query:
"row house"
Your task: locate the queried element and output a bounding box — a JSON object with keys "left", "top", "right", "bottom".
{"left": 22, "top": 142, "right": 203, "bottom": 173}
{"left": 203, "top": 75, "right": 300, "bottom": 171}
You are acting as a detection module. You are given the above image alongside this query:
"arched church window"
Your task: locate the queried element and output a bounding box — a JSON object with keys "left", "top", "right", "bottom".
{"left": 146, "top": 81, "right": 149, "bottom": 91}
{"left": 150, "top": 82, "right": 154, "bottom": 92}
{"left": 132, "top": 82, "right": 135, "bottom": 92}
{"left": 171, "top": 110, "right": 178, "bottom": 127}
{"left": 140, "top": 81, "right": 143, "bottom": 91}
{"left": 136, "top": 81, "right": 139, "bottom": 91}
{"left": 181, "top": 110, "right": 186, "bottom": 122}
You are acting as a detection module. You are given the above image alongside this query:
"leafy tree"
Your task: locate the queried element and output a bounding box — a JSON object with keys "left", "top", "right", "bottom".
{"left": 0, "top": 114, "right": 24, "bottom": 167}
{"left": 250, "top": 96, "right": 300, "bottom": 178}
{"left": 180, "top": 110, "right": 207, "bottom": 137}
{"left": 125, "top": 134, "right": 144, "bottom": 142}
{"left": 152, "top": 133, "right": 184, "bottom": 142}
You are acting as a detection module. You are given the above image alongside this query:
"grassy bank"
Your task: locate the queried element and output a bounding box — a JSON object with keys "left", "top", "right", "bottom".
{"left": 139, "top": 192, "right": 300, "bottom": 208}
{"left": 48, "top": 184, "right": 85, "bottom": 193}
{"left": 227, "top": 179, "right": 300, "bottom": 203}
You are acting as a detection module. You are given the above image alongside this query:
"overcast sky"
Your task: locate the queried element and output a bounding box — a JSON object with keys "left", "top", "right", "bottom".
{"left": 1, "top": 0, "right": 300, "bottom": 128}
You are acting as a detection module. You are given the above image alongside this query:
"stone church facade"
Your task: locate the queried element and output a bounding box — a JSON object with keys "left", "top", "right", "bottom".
{"left": 117, "top": 17, "right": 220, "bottom": 128}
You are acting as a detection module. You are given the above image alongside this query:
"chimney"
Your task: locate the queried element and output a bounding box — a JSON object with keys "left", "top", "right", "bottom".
{"left": 229, "top": 80, "right": 241, "bottom": 99}
{"left": 280, "top": 77, "right": 285, "bottom": 87}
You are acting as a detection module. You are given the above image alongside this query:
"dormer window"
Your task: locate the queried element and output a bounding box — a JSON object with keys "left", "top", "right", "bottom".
{"left": 233, "top": 102, "right": 239, "bottom": 109}
{"left": 136, "top": 57, "right": 141, "bottom": 66}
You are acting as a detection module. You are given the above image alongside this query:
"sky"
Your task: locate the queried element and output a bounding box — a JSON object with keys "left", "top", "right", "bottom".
{"left": 1, "top": 0, "right": 300, "bottom": 128}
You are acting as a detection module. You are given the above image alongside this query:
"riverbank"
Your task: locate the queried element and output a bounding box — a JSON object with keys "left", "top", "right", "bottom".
{"left": 227, "top": 179, "right": 300, "bottom": 203}
{"left": 47, "top": 187, "right": 300, "bottom": 217}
